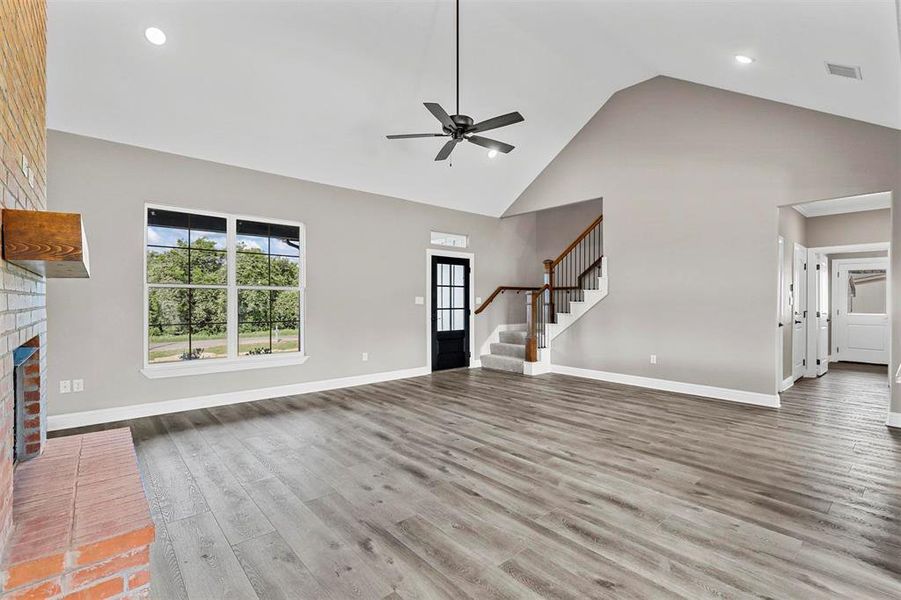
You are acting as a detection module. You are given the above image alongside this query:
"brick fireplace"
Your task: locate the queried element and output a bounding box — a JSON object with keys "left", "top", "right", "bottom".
{"left": 0, "top": 0, "right": 51, "bottom": 558}
{"left": 0, "top": 6, "right": 154, "bottom": 600}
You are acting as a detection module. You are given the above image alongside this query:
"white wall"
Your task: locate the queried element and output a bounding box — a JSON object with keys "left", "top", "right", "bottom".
{"left": 505, "top": 76, "right": 900, "bottom": 396}
{"left": 46, "top": 131, "right": 538, "bottom": 417}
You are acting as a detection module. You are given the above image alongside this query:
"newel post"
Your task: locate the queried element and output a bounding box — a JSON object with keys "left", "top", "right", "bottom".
{"left": 543, "top": 259, "right": 555, "bottom": 324}
{"left": 525, "top": 291, "right": 539, "bottom": 362}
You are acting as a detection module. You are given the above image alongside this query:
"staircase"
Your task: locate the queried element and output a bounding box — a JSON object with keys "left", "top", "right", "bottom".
{"left": 481, "top": 330, "right": 528, "bottom": 373}
{"left": 477, "top": 215, "right": 606, "bottom": 375}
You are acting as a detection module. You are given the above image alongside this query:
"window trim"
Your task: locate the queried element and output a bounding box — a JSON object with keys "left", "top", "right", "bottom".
{"left": 142, "top": 203, "right": 307, "bottom": 378}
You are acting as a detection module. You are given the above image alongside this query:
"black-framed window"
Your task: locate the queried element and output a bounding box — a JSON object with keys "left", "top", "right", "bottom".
{"left": 145, "top": 207, "right": 304, "bottom": 366}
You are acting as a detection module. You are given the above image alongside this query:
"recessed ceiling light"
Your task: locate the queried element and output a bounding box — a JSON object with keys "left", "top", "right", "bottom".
{"left": 144, "top": 27, "right": 166, "bottom": 46}
{"left": 734, "top": 55, "right": 755, "bottom": 65}
{"left": 487, "top": 149, "right": 498, "bottom": 159}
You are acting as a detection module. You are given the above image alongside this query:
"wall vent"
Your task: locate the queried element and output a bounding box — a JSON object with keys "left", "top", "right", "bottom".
{"left": 825, "top": 63, "right": 862, "bottom": 80}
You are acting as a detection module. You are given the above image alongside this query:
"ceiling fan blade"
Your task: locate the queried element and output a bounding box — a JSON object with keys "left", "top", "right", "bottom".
{"left": 386, "top": 133, "right": 446, "bottom": 139}
{"left": 467, "top": 135, "right": 514, "bottom": 154}
{"left": 424, "top": 102, "right": 456, "bottom": 130}
{"left": 468, "top": 111, "right": 524, "bottom": 134}
{"left": 435, "top": 138, "right": 460, "bottom": 161}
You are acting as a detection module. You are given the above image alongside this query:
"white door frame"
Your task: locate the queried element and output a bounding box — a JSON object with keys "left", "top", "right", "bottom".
{"left": 777, "top": 236, "right": 787, "bottom": 392}
{"left": 425, "top": 249, "right": 476, "bottom": 371}
{"left": 832, "top": 256, "right": 889, "bottom": 364}
{"left": 792, "top": 243, "right": 808, "bottom": 381}
{"left": 805, "top": 242, "right": 890, "bottom": 377}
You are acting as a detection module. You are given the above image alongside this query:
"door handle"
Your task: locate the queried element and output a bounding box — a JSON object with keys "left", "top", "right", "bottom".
{"left": 794, "top": 320, "right": 802, "bottom": 324}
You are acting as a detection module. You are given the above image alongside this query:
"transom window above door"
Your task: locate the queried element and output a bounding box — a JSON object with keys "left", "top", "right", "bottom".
{"left": 144, "top": 205, "right": 306, "bottom": 378}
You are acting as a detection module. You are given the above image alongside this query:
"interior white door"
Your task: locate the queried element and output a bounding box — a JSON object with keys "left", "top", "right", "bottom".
{"left": 816, "top": 255, "right": 829, "bottom": 376}
{"left": 834, "top": 258, "right": 889, "bottom": 364}
{"left": 791, "top": 244, "right": 807, "bottom": 379}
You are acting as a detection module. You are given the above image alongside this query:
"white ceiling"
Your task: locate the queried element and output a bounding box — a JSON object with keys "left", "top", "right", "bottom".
{"left": 47, "top": 1, "right": 901, "bottom": 217}
{"left": 793, "top": 191, "right": 893, "bottom": 217}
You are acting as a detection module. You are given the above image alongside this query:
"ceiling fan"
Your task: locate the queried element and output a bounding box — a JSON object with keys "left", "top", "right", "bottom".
{"left": 386, "top": 0, "right": 524, "bottom": 161}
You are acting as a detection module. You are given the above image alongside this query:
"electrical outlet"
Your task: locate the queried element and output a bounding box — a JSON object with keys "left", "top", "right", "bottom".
{"left": 362, "top": 352, "right": 369, "bottom": 362}
{"left": 476, "top": 297, "right": 482, "bottom": 304}
{"left": 59, "top": 380, "right": 71, "bottom": 394}
{"left": 650, "top": 354, "right": 657, "bottom": 365}
{"left": 72, "top": 379, "right": 84, "bottom": 393}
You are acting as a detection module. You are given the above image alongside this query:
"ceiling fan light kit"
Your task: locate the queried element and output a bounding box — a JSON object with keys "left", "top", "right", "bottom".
{"left": 386, "top": 0, "right": 524, "bottom": 161}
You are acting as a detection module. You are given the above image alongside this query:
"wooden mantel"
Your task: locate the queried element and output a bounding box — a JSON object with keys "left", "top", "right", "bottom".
{"left": 1, "top": 209, "right": 90, "bottom": 278}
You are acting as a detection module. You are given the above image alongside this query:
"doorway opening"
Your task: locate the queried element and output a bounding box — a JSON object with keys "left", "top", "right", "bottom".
{"left": 777, "top": 192, "right": 891, "bottom": 411}
{"left": 426, "top": 251, "right": 473, "bottom": 371}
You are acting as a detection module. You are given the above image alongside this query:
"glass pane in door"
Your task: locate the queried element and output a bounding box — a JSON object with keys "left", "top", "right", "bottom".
{"left": 848, "top": 269, "right": 886, "bottom": 313}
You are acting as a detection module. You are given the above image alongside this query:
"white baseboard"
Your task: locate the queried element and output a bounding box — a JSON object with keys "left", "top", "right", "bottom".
{"left": 552, "top": 365, "right": 780, "bottom": 408}
{"left": 780, "top": 376, "right": 794, "bottom": 392}
{"left": 887, "top": 411, "right": 901, "bottom": 428}
{"left": 47, "top": 366, "right": 429, "bottom": 431}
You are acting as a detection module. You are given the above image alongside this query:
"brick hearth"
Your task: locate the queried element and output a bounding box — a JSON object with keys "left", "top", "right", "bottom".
{"left": 0, "top": 428, "right": 154, "bottom": 599}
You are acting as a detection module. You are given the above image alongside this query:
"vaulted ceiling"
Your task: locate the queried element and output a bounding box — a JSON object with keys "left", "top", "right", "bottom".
{"left": 47, "top": 1, "right": 901, "bottom": 217}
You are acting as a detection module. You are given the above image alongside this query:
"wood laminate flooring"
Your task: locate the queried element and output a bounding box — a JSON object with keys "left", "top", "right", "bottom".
{"left": 53, "top": 362, "right": 901, "bottom": 599}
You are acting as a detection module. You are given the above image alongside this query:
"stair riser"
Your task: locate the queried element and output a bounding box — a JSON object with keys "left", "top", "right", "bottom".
{"left": 490, "top": 343, "right": 525, "bottom": 359}
{"left": 480, "top": 354, "right": 524, "bottom": 374}
{"left": 499, "top": 331, "right": 528, "bottom": 344}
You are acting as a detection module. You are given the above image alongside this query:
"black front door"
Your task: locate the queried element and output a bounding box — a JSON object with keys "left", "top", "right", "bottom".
{"left": 431, "top": 255, "right": 470, "bottom": 371}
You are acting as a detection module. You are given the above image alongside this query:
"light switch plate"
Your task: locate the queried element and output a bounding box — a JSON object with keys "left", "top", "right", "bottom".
{"left": 73, "top": 379, "right": 84, "bottom": 392}
{"left": 476, "top": 297, "right": 482, "bottom": 304}
{"left": 414, "top": 296, "right": 424, "bottom": 305}
{"left": 59, "top": 380, "right": 71, "bottom": 394}
{"left": 362, "top": 352, "right": 369, "bottom": 362}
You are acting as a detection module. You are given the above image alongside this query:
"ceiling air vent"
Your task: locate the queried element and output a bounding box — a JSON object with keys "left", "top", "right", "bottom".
{"left": 825, "top": 63, "right": 862, "bottom": 80}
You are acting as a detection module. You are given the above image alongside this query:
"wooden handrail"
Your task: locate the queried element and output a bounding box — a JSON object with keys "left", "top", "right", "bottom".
{"left": 550, "top": 214, "right": 603, "bottom": 269}
{"left": 475, "top": 286, "right": 540, "bottom": 314}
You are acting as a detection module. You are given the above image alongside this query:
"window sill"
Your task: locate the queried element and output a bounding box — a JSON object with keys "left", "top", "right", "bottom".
{"left": 141, "top": 354, "right": 309, "bottom": 379}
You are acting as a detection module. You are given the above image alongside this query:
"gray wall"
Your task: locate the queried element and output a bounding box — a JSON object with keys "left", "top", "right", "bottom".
{"left": 505, "top": 76, "right": 900, "bottom": 396}
{"left": 46, "top": 131, "right": 538, "bottom": 416}
{"left": 533, "top": 198, "right": 604, "bottom": 267}
{"left": 805, "top": 209, "right": 891, "bottom": 248}
{"left": 778, "top": 207, "right": 806, "bottom": 381}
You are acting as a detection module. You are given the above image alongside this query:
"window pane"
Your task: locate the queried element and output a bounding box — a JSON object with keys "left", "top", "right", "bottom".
{"left": 190, "top": 230, "right": 226, "bottom": 250}
{"left": 848, "top": 269, "right": 886, "bottom": 313}
{"left": 148, "top": 226, "right": 188, "bottom": 248}
{"left": 453, "top": 287, "right": 464, "bottom": 309}
{"left": 439, "top": 287, "right": 450, "bottom": 309}
{"left": 452, "top": 309, "right": 465, "bottom": 331}
{"left": 190, "top": 289, "right": 227, "bottom": 324}
{"left": 237, "top": 220, "right": 270, "bottom": 254}
{"left": 270, "top": 256, "right": 299, "bottom": 286}
{"left": 149, "top": 288, "right": 189, "bottom": 326}
{"left": 190, "top": 249, "right": 227, "bottom": 285}
{"left": 430, "top": 231, "right": 468, "bottom": 248}
{"left": 437, "top": 310, "right": 448, "bottom": 332}
{"left": 148, "top": 208, "right": 189, "bottom": 247}
{"left": 148, "top": 325, "right": 189, "bottom": 364}
{"left": 239, "top": 290, "right": 270, "bottom": 323}
{"left": 271, "top": 290, "right": 299, "bottom": 323}
{"left": 440, "top": 264, "right": 450, "bottom": 286}
{"left": 271, "top": 321, "right": 299, "bottom": 354}
{"left": 190, "top": 323, "right": 227, "bottom": 360}
{"left": 270, "top": 224, "right": 300, "bottom": 256}
{"left": 453, "top": 264, "right": 464, "bottom": 286}
{"left": 239, "top": 323, "right": 271, "bottom": 355}
{"left": 237, "top": 252, "right": 269, "bottom": 286}
{"left": 147, "top": 247, "right": 188, "bottom": 284}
